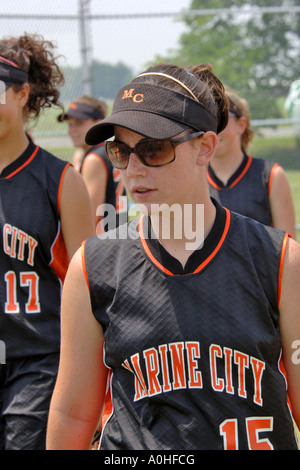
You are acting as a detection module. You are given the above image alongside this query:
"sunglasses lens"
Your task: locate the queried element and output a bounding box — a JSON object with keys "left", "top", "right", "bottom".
{"left": 105, "top": 139, "right": 175, "bottom": 169}
{"left": 136, "top": 140, "right": 174, "bottom": 166}
{"left": 105, "top": 142, "right": 129, "bottom": 169}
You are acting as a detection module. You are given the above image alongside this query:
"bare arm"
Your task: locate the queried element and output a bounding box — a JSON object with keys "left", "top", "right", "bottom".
{"left": 46, "top": 248, "right": 108, "bottom": 450}
{"left": 81, "top": 154, "right": 108, "bottom": 227}
{"left": 269, "top": 165, "right": 296, "bottom": 239}
{"left": 279, "top": 236, "right": 300, "bottom": 429}
{"left": 60, "top": 166, "right": 95, "bottom": 259}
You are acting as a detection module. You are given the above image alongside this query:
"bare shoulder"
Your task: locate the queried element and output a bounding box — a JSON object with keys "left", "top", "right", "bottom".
{"left": 282, "top": 236, "right": 300, "bottom": 280}
{"left": 279, "top": 236, "right": 300, "bottom": 321}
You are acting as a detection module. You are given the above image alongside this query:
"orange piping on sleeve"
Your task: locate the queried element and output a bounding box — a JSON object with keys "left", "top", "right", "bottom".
{"left": 57, "top": 163, "right": 71, "bottom": 215}
{"left": 81, "top": 240, "right": 90, "bottom": 289}
{"left": 101, "top": 369, "right": 114, "bottom": 432}
{"left": 277, "top": 232, "right": 290, "bottom": 305}
{"left": 268, "top": 163, "right": 280, "bottom": 196}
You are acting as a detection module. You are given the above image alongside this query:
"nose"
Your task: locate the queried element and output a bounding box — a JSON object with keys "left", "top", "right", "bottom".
{"left": 125, "top": 151, "right": 147, "bottom": 176}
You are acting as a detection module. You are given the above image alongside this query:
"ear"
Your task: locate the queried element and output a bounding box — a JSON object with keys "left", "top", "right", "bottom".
{"left": 16, "top": 83, "right": 30, "bottom": 108}
{"left": 237, "top": 116, "right": 247, "bottom": 136}
{"left": 195, "top": 131, "right": 218, "bottom": 166}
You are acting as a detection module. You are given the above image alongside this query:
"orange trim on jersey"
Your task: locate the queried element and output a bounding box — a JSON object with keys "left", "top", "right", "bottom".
{"left": 206, "top": 169, "right": 220, "bottom": 189}
{"left": 4, "top": 145, "right": 39, "bottom": 179}
{"left": 138, "top": 208, "right": 231, "bottom": 276}
{"left": 139, "top": 216, "right": 174, "bottom": 276}
{"left": 228, "top": 156, "right": 252, "bottom": 189}
{"left": 193, "top": 208, "right": 231, "bottom": 274}
{"left": 278, "top": 356, "right": 294, "bottom": 419}
{"left": 57, "top": 163, "right": 71, "bottom": 215}
{"left": 277, "top": 232, "right": 290, "bottom": 305}
{"left": 206, "top": 156, "right": 252, "bottom": 190}
{"left": 268, "top": 163, "right": 279, "bottom": 196}
{"left": 100, "top": 369, "right": 114, "bottom": 443}
{"left": 49, "top": 223, "right": 69, "bottom": 284}
{"left": 80, "top": 240, "right": 90, "bottom": 289}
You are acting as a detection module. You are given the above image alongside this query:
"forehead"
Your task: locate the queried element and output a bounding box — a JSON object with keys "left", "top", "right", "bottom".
{"left": 68, "top": 117, "right": 93, "bottom": 125}
{"left": 114, "top": 126, "right": 146, "bottom": 143}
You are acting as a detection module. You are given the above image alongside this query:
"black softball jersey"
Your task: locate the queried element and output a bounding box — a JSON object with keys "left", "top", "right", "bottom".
{"left": 0, "top": 139, "right": 70, "bottom": 360}
{"left": 208, "top": 153, "right": 278, "bottom": 226}
{"left": 83, "top": 200, "right": 298, "bottom": 450}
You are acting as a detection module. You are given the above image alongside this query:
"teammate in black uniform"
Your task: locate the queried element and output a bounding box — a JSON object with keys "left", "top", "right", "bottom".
{"left": 59, "top": 96, "right": 126, "bottom": 233}
{"left": 0, "top": 34, "right": 94, "bottom": 450}
{"left": 202, "top": 85, "right": 296, "bottom": 238}
{"left": 47, "top": 64, "right": 300, "bottom": 450}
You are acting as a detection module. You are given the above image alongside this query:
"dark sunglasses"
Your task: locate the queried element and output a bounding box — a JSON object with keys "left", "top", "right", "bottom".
{"left": 105, "top": 130, "right": 205, "bottom": 169}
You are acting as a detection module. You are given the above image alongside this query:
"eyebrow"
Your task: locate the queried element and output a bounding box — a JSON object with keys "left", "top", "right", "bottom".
{"left": 114, "top": 136, "right": 153, "bottom": 145}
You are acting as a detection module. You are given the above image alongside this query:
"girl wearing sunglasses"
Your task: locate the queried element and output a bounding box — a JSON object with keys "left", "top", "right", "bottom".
{"left": 47, "top": 64, "right": 300, "bottom": 450}
{"left": 206, "top": 87, "right": 296, "bottom": 239}
{"left": 0, "top": 34, "right": 94, "bottom": 450}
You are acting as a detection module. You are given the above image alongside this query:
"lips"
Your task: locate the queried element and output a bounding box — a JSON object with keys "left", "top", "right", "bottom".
{"left": 131, "top": 186, "right": 156, "bottom": 199}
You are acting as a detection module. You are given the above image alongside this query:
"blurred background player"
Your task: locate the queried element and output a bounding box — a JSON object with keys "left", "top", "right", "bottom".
{"left": 0, "top": 33, "right": 94, "bottom": 450}
{"left": 203, "top": 86, "right": 296, "bottom": 238}
{"left": 58, "top": 95, "right": 127, "bottom": 233}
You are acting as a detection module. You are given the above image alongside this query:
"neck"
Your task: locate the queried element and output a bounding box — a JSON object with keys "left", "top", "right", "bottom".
{"left": 150, "top": 195, "right": 216, "bottom": 268}
{"left": 0, "top": 128, "right": 29, "bottom": 173}
{"left": 210, "top": 148, "right": 244, "bottom": 185}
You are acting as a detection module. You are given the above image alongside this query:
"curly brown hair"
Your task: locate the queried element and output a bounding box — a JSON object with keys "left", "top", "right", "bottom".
{"left": 0, "top": 33, "right": 64, "bottom": 119}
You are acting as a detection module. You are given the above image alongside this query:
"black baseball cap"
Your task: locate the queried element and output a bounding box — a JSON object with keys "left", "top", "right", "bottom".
{"left": 58, "top": 101, "right": 105, "bottom": 122}
{"left": 85, "top": 81, "right": 218, "bottom": 145}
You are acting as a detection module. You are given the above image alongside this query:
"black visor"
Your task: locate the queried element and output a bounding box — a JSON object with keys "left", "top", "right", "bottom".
{"left": 85, "top": 83, "right": 218, "bottom": 145}
{"left": 57, "top": 102, "right": 105, "bottom": 122}
{"left": 0, "top": 61, "right": 28, "bottom": 89}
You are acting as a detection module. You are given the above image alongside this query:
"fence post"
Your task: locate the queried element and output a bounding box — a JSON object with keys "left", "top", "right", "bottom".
{"left": 78, "top": 0, "right": 92, "bottom": 95}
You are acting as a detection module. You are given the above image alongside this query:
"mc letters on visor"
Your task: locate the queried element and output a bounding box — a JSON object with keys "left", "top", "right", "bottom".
{"left": 121, "top": 88, "right": 144, "bottom": 103}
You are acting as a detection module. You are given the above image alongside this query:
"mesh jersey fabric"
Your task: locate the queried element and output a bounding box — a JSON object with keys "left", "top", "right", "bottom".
{"left": 83, "top": 200, "right": 298, "bottom": 450}
{"left": 0, "top": 139, "right": 70, "bottom": 359}
{"left": 208, "top": 153, "right": 277, "bottom": 226}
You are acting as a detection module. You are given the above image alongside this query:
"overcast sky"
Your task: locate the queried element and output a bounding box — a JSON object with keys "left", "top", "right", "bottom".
{"left": 1, "top": 0, "right": 191, "bottom": 73}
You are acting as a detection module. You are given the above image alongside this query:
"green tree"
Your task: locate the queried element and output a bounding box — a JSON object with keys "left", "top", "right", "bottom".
{"left": 91, "top": 61, "right": 134, "bottom": 99}
{"left": 60, "top": 61, "right": 134, "bottom": 102}
{"left": 157, "top": 0, "right": 300, "bottom": 119}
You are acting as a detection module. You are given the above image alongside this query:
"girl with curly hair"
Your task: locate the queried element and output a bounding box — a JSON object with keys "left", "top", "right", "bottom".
{"left": 0, "top": 33, "right": 94, "bottom": 450}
